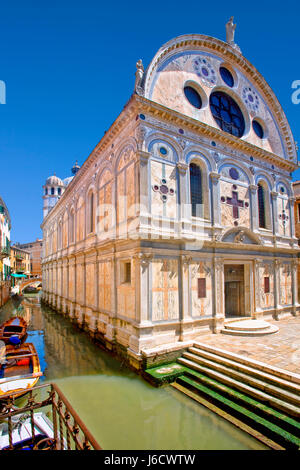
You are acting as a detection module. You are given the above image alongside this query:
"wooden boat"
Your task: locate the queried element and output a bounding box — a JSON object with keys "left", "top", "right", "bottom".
{"left": 0, "top": 317, "right": 27, "bottom": 344}
{"left": 0, "top": 412, "right": 61, "bottom": 450}
{"left": 0, "top": 343, "right": 42, "bottom": 399}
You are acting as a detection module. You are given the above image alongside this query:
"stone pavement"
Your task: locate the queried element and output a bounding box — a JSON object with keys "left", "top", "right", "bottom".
{"left": 198, "top": 316, "right": 300, "bottom": 375}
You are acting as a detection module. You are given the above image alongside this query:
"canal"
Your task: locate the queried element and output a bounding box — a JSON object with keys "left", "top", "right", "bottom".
{"left": 0, "top": 294, "right": 267, "bottom": 450}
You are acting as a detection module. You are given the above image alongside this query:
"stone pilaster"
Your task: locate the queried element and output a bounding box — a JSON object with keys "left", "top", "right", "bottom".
{"left": 135, "top": 253, "right": 152, "bottom": 325}
{"left": 271, "top": 191, "right": 279, "bottom": 236}
{"left": 291, "top": 258, "right": 299, "bottom": 315}
{"left": 212, "top": 257, "right": 224, "bottom": 333}
{"left": 273, "top": 258, "right": 281, "bottom": 320}
{"left": 210, "top": 172, "right": 221, "bottom": 227}
{"left": 249, "top": 184, "right": 258, "bottom": 232}
{"left": 289, "top": 197, "right": 296, "bottom": 240}
{"left": 253, "top": 258, "right": 263, "bottom": 319}
{"left": 138, "top": 150, "right": 151, "bottom": 219}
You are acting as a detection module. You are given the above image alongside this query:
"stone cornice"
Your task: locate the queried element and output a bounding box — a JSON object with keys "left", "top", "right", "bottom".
{"left": 135, "top": 95, "right": 297, "bottom": 172}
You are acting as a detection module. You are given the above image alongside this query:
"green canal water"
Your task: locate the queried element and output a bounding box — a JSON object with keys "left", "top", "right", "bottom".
{"left": 0, "top": 294, "right": 267, "bottom": 450}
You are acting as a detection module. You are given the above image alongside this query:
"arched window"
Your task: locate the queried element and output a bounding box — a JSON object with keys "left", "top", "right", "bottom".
{"left": 51, "top": 187, "right": 55, "bottom": 195}
{"left": 45, "top": 188, "right": 48, "bottom": 195}
{"left": 88, "top": 192, "right": 94, "bottom": 233}
{"left": 257, "top": 183, "right": 266, "bottom": 228}
{"left": 190, "top": 163, "right": 203, "bottom": 217}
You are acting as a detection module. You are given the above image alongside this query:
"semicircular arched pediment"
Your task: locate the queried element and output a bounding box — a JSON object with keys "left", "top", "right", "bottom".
{"left": 220, "top": 227, "right": 262, "bottom": 245}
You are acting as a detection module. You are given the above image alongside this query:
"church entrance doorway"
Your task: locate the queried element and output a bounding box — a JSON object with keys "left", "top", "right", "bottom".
{"left": 224, "top": 264, "right": 245, "bottom": 317}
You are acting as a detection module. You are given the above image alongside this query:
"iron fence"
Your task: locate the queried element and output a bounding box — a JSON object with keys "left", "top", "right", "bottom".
{"left": 0, "top": 382, "right": 101, "bottom": 450}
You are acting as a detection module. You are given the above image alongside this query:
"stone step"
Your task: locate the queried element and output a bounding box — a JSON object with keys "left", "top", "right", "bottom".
{"left": 224, "top": 320, "right": 273, "bottom": 331}
{"left": 188, "top": 346, "right": 300, "bottom": 396}
{"left": 174, "top": 374, "right": 300, "bottom": 449}
{"left": 221, "top": 324, "right": 279, "bottom": 336}
{"left": 172, "top": 382, "right": 284, "bottom": 450}
{"left": 178, "top": 357, "right": 300, "bottom": 418}
{"left": 182, "top": 351, "right": 300, "bottom": 408}
{"left": 192, "top": 342, "right": 300, "bottom": 386}
{"left": 183, "top": 367, "right": 300, "bottom": 437}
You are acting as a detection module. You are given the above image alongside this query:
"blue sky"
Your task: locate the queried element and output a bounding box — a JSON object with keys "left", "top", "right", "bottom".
{"left": 1, "top": 0, "right": 300, "bottom": 243}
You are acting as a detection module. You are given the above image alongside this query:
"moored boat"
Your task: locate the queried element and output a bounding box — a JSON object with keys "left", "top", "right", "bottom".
{"left": 0, "top": 317, "right": 27, "bottom": 345}
{"left": 0, "top": 343, "right": 42, "bottom": 399}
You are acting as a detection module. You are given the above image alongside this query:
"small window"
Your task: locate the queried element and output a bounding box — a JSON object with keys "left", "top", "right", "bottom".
{"left": 184, "top": 86, "right": 202, "bottom": 109}
{"left": 58, "top": 188, "right": 61, "bottom": 195}
{"left": 220, "top": 67, "right": 234, "bottom": 87}
{"left": 121, "top": 262, "right": 131, "bottom": 284}
{"left": 252, "top": 120, "right": 264, "bottom": 139}
{"left": 264, "top": 277, "right": 270, "bottom": 294}
{"left": 198, "top": 278, "right": 206, "bottom": 298}
{"left": 51, "top": 187, "right": 55, "bottom": 195}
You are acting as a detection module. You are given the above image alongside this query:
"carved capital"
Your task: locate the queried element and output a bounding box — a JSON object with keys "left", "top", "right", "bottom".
{"left": 249, "top": 184, "right": 258, "bottom": 194}
{"left": 210, "top": 172, "right": 221, "bottom": 184}
{"left": 177, "top": 162, "right": 189, "bottom": 174}
{"left": 137, "top": 150, "right": 151, "bottom": 164}
{"left": 134, "top": 253, "right": 153, "bottom": 270}
{"left": 271, "top": 191, "right": 278, "bottom": 200}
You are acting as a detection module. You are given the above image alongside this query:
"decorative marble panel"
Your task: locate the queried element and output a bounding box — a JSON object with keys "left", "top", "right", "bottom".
{"left": 190, "top": 261, "right": 212, "bottom": 317}
{"left": 152, "top": 259, "right": 179, "bottom": 321}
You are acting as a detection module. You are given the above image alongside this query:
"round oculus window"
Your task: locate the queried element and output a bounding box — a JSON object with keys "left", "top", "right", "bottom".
{"left": 184, "top": 86, "right": 202, "bottom": 109}
{"left": 252, "top": 120, "right": 264, "bottom": 139}
{"left": 220, "top": 67, "right": 234, "bottom": 87}
{"left": 209, "top": 91, "right": 245, "bottom": 138}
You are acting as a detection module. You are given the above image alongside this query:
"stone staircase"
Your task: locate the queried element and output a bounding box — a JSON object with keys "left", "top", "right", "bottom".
{"left": 172, "top": 342, "right": 300, "bottom": 450}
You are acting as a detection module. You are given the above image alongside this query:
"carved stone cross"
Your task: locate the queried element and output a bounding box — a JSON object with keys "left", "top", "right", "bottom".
{"left": 226, "top": 190, "right": 244, "bottom": 219}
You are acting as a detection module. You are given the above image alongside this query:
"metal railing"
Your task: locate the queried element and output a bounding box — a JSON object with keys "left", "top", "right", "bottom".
{"left": 0, "top": 383, "right": 101, "bottom": 450}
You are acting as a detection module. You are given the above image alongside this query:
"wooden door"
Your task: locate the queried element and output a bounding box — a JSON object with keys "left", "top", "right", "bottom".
{"left": 225, "top": 281, "right": 241, "bottom": 317}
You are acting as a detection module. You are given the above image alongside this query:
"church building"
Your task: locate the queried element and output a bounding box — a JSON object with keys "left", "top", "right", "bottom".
{"left": 41, "top": 25, "right": 299, "bottom": 369}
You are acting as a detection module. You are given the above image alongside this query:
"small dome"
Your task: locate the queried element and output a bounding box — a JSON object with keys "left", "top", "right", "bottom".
{"left": 46, "top": 175, "right": 64, "bottom": 186}
{"left": 71, "top": 160, "right": 80, "bottom": 175}
{"left": 63, "top": 176, "right": 74, "bottom": 187}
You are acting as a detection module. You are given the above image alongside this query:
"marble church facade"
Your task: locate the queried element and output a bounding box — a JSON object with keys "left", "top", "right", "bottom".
{"left": 41, "top": 33, "right": 299, "bottom": 369}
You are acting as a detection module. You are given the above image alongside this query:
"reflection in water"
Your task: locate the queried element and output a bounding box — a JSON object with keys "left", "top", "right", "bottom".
{"left": 0, "top": 295, "right": 266, "bottom": 450}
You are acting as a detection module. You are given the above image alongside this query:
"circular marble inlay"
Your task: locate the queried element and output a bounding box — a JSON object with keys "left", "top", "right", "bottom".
{"left": 229, "top": 168, "right": 239, "bottom": 180}
{"left": 242, "top": 86, "right": 259, "bottom": 112}
{"left": 193, "top": 57, "right": 217, "bottom": 87}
